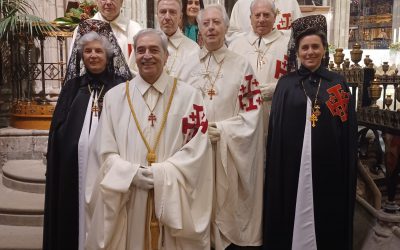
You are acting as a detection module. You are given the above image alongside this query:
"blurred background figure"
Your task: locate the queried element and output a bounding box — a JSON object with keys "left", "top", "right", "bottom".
{"left": 229, "top": 0, "right": 290, "bottom": 136}
{"left": 181, "top": 0, "right": 204, "bottom": 44}
{"left": 70, "top": 0, "right": 142, "bottom": 64}
{"left": 226, "top": 0, "right": 301, "bottom": 43}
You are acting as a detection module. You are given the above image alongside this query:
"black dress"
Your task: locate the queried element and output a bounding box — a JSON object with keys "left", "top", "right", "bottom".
{"left": 43, "top": 71, "right": 124, "bottom": 250}
{"left": 263, "top": 66, "right": 357, "bottom": 250}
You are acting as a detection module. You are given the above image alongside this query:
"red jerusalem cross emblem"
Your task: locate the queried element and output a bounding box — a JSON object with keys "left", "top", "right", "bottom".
{"left": 277, "top": 13, "right": 292, "bottom": 30}
{"left": 325, "top": 84, "right": 350, "bottom": 122}
{"left": 182, "top": 104, "right": 208, "bottom": 143}
{"left": 239, "top": 75, "right": 262, "bottom": 112}
{"left": 274, "top": 55, "right": 288, "bottom": 79}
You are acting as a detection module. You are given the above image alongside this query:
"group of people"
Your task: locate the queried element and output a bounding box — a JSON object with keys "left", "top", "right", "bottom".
{"left": 43, "top": 0, "right": 357, "bottom": 250}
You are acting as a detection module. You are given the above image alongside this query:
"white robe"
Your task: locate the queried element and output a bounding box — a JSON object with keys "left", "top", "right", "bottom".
{"left": 229, "top": 29, "right": 289, "bottom": 133}
{"left": 85, "top": 72, "right": 213, "bottom": 250}
{"left": 226, "top": 0, "right": 302, "bottom": 43}
{"left": 128, "top": 29, "right": 200, "bottom": 78}
{"left": 70, "top": 12, "right": 142, "bottom": 62}
{"left": 179, "top": 46, "right": 264, "bottom": 249}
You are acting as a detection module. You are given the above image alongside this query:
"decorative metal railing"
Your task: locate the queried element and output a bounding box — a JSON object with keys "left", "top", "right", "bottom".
{"left": 1, "top": 31, "right": 72, "bottom": 129}
{"left": 333, "top": 44, "right": 400, "bottom": 214}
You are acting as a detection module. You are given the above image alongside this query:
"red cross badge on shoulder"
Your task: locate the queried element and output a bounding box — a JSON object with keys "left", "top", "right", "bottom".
{"left": 274, "top": 55, "right": 288, "bottom": 79}
{"left": 325, "top": 84, "right": 350, "bottom": 122}
{"left": 238, "top": 75, "right": 262, "bottom": 112}
{"left": 182, "top": 104, "right": 208, "bottom": 143}
{"left": 277, "top": 13, "right": 292, "bottom": 30}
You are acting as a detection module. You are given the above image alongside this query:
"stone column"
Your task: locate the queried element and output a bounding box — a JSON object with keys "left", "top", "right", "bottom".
{"left": 332, "top": 0, "right": 351, "bottom": 48}
{"left": 123, "top": 0, "right": 147, "bottom": 28}
{"left": 204, "top": 0, "right": 225, "bottom": 6}
{"left": 392, "top": 0, "right": 400, "bottom": 43}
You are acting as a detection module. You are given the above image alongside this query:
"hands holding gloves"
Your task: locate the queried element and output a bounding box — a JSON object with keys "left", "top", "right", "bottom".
{"left": 208, "top": 122, "right": 221, "bottom": 144}
{"left": 132, "top": 166, "right": 154, "bottom": 190}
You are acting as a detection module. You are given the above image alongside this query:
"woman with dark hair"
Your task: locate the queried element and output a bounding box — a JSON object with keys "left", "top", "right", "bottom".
{"left": 181, "top": 0, "right": 204, "bottom": 43}
{"left": 263, "top": 15, "right": 357, "bottom": 250}
{"left": 43, "top": 19, "right": 132, "bottom": 250}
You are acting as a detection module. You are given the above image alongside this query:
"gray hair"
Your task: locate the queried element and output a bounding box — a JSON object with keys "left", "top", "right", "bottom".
{"left": 76, "top": 31, "right": 114, "bottom": 59}
{"left": 250, "top": 0, "right": 277, "bottom": 16}
{"left": 157, "top": 0, "right": 182, "bottom": 12}
{"left": 197, "top": 4, "right": 229, "bottom": 29}
{"left": 133, "top": 28, "right": 169, "bottom": 53}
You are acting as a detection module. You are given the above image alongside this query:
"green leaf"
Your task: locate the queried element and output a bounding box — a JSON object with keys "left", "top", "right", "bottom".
{"left": 0, "top": 0, "right": 59, "bottom": 40}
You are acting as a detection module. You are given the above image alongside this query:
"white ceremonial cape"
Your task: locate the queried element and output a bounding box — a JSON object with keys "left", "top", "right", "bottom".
{"left": 229, "top": 29, "right": 289, "bottom": 133}
{"left": 226, "top": 0, "right": 302, "bottom": 43}
{"left": 128, "top": 29, "right": 200, "bottom": 78}
{"left": 179, "top": 46, "right": 265, "bottom": 249}
{"left": 85, "top": 72, "right": 213, "bottom": 250}
{"left": 70, "top": 12, "right": 142, "bottom": 62}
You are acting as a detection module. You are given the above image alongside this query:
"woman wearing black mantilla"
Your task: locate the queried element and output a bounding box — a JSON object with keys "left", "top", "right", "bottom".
{"left": 263, "top": 15, "right": 357, "bottom": 250}
{"left": 43, "top": 19, "right": 132, "bottom": 250}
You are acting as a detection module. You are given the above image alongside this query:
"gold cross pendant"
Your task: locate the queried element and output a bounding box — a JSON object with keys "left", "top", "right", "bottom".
{"left": 207, "top": 88, "right": 217, "bottom": 100}
{"left": 148, "top": 113, "right": 157, "bottom": 127}
{"left": 309, "top": 113, "right": 318, "bottom": 127}
{"left": 309, "top": 105, "right": 321, "bottom": 128}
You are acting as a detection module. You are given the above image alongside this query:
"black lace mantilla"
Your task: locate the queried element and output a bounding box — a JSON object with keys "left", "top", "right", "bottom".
{"left": 65, "top": 19, "right": 132, "bottom": 84}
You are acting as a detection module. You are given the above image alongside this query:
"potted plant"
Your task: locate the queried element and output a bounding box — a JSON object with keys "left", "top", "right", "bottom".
{"left": 53, "top": 0, "right": 97, "bottom": 31}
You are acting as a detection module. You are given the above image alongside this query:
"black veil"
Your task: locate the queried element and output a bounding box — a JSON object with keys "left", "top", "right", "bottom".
{"left": 65, "top": 19, "right": 132, "bottom": 83}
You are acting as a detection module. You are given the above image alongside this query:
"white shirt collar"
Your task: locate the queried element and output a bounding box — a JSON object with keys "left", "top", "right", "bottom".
{"left": 135, "top": 70, "right": 170, "bottom": 96}
{"left": 199, "top": 44, "right": 228, "bottom": 64}
{"left": 168, "top": 29, "right": 185, "bottom": 49}
{"left": 247, "top": 29, "right": 282, "bottom": 46}
{"left": 93, "top": 12, "right": 128, "bottom": 32}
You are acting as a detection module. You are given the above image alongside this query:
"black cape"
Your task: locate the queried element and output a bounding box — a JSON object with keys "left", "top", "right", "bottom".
{"left": 43, "top": 71, "right": 124, "bottom": 250}
{"left": 263, "top": 66, "right": 357, "bottom": 250}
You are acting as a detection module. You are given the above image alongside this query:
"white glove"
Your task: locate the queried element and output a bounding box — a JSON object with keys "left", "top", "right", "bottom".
{"left": 132, "top": 167, "right": 154, "bottom": 190}
{"left": 208, "top": 122, "right": 221, "bottom": 143}
{"left": 260, "top": 82, "right": 276, "bottom": 101}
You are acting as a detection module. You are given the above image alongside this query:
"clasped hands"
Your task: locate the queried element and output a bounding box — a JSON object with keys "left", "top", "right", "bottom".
{"left": 208, "top": 122, "right": 221, "bottom": 144}
{"left": 132, "top": 166, "right": 154, "bottom": 190}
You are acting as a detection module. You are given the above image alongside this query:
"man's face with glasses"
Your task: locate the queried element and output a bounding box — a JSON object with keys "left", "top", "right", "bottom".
{"left": 96, "top": 0, "right": 123, "bottom": 21}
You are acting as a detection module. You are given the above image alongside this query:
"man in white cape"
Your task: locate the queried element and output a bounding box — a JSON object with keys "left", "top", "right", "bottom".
{"left": 70, "top": 0, "right": 142, "bottom": 61}
{"left": 178, "top": 5, "right": 264, "bottom": 250}
{"left": 226, "top": 0, "right": 301, "bottom": 43}
{"left": 85, "top": 28, "right": 213, "bottom": 250}
{"left": 128, "top": 0, "right": 199, "bottom": 78}
{"left": 229, "top": 0, "right": 289, "bottom": 133}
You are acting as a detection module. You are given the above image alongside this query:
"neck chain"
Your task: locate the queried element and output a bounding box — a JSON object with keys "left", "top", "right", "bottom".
{"left": 166, "top": 39, "right": 178, "bottom": 75}
{"left": 126, "top": 80, "right": 176, "bottom": 250}
{"left": 166, "top": 50, "right": 178, "bottom": 75}
{"left": 202, "top": 53, "right": 224, "bottom": 100}
{"left": 125, "top": 78, "right": 177, "bottom": 165}
{"left": 301, "top": 78, "right": 322, "bottom": 128}
{"left": 253, "top": 38, "right": 271, "bottom": 71}
{"left": 143, "top": 87, "right": 162, "bottom": 127}
{"left": 88, "top": 84, "right": 105, "bottom": 117}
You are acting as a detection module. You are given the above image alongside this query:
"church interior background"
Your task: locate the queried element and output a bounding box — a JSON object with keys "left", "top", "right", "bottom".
{"left": 0, "top": 0, "right": 400, "bottom": 249}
